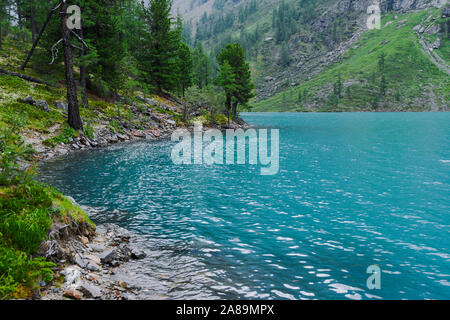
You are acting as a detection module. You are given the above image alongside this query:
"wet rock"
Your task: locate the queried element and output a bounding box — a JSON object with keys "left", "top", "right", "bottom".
{"left": 63, "top": 288, "right": 83, "bottom": 300}
{"left": 130, "top": 248, "right": 146, "bottom": 260}
{"left": 78, "top": 282, "right": 102, "bottom": 299}
{"left": 99, "top": 249, "right": 117, "bottom": 265}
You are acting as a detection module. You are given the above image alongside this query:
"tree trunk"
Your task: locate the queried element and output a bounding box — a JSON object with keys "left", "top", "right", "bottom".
{"left": 226, "top": 93, "right": 231, "bottom": 127}
{"left": 210, "top": 107, "right": 215, "bottom": 126}
{"left": 16, "top": 0, "right": 23, "bottom": 27}
{"left": 79, "top": 27, "right": 89, "bottom": 108}
{"left": 61, "top": 2, "right": 83, "bottom": 131}
{"left": 21, "top": 4, "right": 56, "bottom": 70}
{"left": 30, "top": 0, "right": 37, "bottom": 41}
{"left": 0, "top": 67, "right": 56, "bottom": 87}
{"left": 231, "top": 100, "right": 238, "bottom": 119}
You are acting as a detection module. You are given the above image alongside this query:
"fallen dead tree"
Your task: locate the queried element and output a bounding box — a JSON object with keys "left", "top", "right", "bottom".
{"left": 0, "top": 68, "right": 57, "bottom": 87}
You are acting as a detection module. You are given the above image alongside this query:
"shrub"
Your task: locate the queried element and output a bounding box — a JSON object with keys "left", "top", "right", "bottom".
{"left": 0, "top": 181, "right": 53, "bottom": 254}
{"left": 0, "top": 243, "right": 55, "bottom": 300}
{"left": 0, "top": 116, "right": 35, "bottom": 186}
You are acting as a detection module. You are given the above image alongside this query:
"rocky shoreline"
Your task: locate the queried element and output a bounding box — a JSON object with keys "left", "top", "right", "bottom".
{"left": 39, "top": 211, "right": 148, "bottom": 300}
{"left": 21, "top": 94, "right": 250, "bottom": 163}
{"left": 27, "top": 98, "right": 250, "bottom": 300}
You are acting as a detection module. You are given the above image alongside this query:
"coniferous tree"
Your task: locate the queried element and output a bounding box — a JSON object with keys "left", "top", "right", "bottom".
{"left": 217, "top": 43, "right": 254, "bottom": 118}
{"left": 214, "top": 61, "right": 236, "bottom": 126}
{"left": 192, "top": 42, "right": 211, "bottom": 89}
{"left": 177, "top": 42, "right": 193, "bottom": 96}
{"left": 280, "top": 43, "right": 290, "bottom": 67}
{"left": 333, "top": 73, "right": 343, "bottom": 98}
{"left": 60, "top": 0, "right": 82, "bottom": 130}
{"left": 0, "top": 0, "right": 12, "bottom": 49}
{"left": 137, "top": 0, "right": 179, "bottom": 93}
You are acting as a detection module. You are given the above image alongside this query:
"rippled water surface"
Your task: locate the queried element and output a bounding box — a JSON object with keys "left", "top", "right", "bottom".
{"left": 38, "top": 113, "right": 450, "bottom": 300}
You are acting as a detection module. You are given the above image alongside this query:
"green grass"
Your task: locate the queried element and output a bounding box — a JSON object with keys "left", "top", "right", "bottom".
{"left": 252, "top": 10, "right": 450, "bottom": 112}
{"left": 0, "top": 180, "right": 94, "bottom": 299}
{"left": 0, "top": 107, "right": 93, "bottom": 300}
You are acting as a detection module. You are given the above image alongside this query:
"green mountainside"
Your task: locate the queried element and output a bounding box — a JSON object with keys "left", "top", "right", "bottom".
{"left": 174, "top": 0, "right": 450, "bottom": 112}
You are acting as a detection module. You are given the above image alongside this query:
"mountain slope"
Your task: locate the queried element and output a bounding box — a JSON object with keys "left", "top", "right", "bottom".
{"left": 173, "top": 0, "right": 449, "bottom": 112}
{"left": 253, "top": 9, "right": 450, "bottom": 112}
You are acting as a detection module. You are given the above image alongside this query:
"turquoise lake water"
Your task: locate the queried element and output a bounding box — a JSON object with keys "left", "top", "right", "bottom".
{"left": 38, "top": 113, "right": 450, "bottom": 300}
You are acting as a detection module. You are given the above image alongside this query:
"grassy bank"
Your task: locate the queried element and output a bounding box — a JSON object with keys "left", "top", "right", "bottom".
{"left": 0, "top": 121, "right": 94, "bottom": 299}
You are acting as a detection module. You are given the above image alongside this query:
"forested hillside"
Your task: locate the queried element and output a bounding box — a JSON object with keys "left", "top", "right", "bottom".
{"left": 174, "top": 0, "right": 449, "bottom": 111}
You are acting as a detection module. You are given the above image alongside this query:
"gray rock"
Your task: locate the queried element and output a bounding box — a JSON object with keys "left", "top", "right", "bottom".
{"left": 48, "top": 222, "right": 70, "bottom": 240}
{"left": 78, "top": 282, "right": 102, "bottom": 299}
{"left": 62, "top": 266, "right": 82, "bottom": 286}
{"left": 431, "top": 38, "right": 440, "bottom": 50}
{"left": 54, "top": 101, "right": 68, "bottom": 111}
{"left": 74, "top": 254, "right": 88, "bottom": 268}
{"left": 35, "top": 100, "right": 50, "bottom": 112}
{"left": 86, "top": 262, "right": 101, "bottom": 271}
{"left": 99, "top": 249, "right": 117, "bottom": 264}
{"left": 89, "top": 243, "right": 106, "bottom": 252}
{"left": 22, "top": 96, "right": 35, "bottom": 105}
{"left": 136, "top": 95, "right": 158, "bottom": 106}
{"left": 107, "top": 135, "right": 119, "bottom": 143}
{"left": 130, "top": 248, "right": 146, "bottom": 260}
{"left": 38, "top": 240, "right": 66, "bottom": 262}
{"left": 166, "top": 119, "right": 176, "bottom": 126}
{"left": 118, "top": 133, "right": 129, "bottom": 141}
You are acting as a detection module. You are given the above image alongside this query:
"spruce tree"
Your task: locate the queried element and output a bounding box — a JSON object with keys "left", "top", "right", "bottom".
{"left": 214, "top": 61, "right": 236, "bottom": 126}
{"left": 178, "top": 42, "right": 193, "bottom": 97}
{"left": 216, "top": 43, "right": 254, "bottom": 118}
{"left": 138, "top": 0, "right": 178, "bottom": 93}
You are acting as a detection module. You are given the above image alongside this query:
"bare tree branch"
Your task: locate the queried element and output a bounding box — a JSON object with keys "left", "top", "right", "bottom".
{"left": 50, "top": 38, "right": 63, "bottom": 65}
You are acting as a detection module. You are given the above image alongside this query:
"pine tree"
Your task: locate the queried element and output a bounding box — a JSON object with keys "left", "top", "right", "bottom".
{"left": 60, "top": 0, "right": 82, "bottom": 131}
{"left": 192, "top": 42, "right": 211, "bottom": 89}
{"left": 178, "top": 42, "right": 193, "bottom": 96}
{"left": 214, "top": 61, "right": 236, "bottom": 126}
{"left": 216, "top": 43, "right": 254, "bottom": 118}
{"left": 280, "top": 43, "right": 290, "bottom": 67}
{"left": 0, "top": 0, "right": 12, "bottom": 49}
{"left": 137, "top": 0, "right": 179, "bottom": 93}
{"left": 333, "top": 73, "right": 343, "bottom": 98}
{"left": 380, "top": 74, "right": 387, "bottom": 96}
